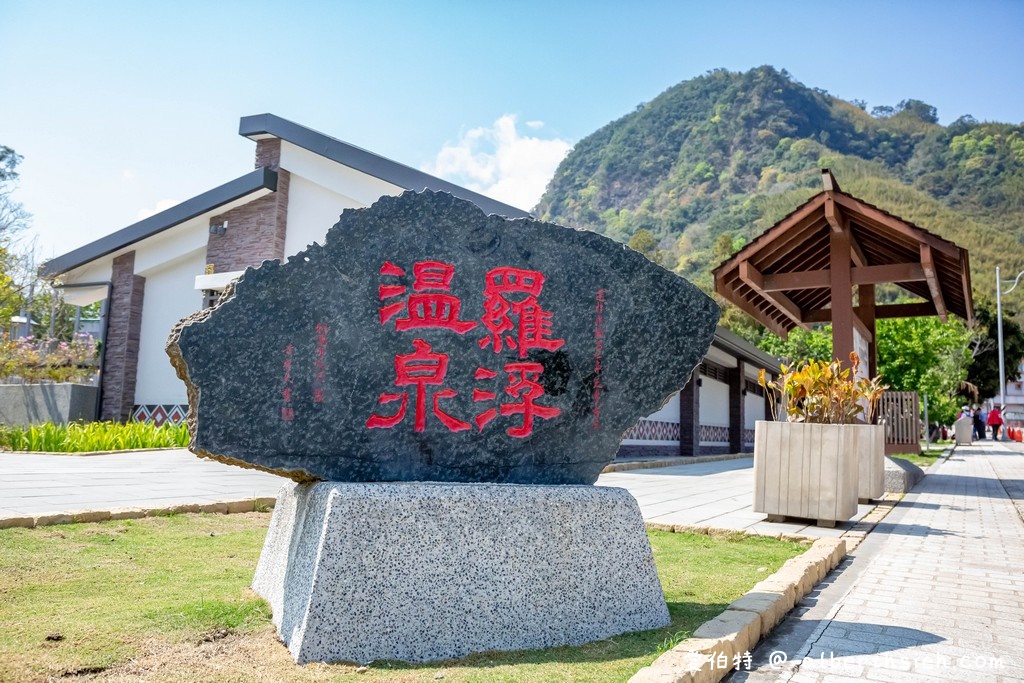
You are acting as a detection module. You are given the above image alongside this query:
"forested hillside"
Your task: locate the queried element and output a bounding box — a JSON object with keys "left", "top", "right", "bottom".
{"left": 536, "top": 66, "right": 1024, "bottom": 333}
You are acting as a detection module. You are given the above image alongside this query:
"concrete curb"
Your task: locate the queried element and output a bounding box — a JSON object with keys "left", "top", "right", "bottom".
{"left": 603, "top": 453, "right": 751, "bottom": 474}
{"left": 633, "top": 486, "right": 913, "bottom": 683}
{"left": 629, "top": 536, "right": 847, "bottom": 683}
{"left": 0, "top": 498, "right": 277, "bottom": 529}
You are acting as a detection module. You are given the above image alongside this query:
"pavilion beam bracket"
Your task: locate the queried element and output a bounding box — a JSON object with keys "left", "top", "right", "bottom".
{"left": 715, "top": 271, "right": 791, "bottom": 339}
{"left": 825, "top": 193, "right": 868, "bottom": 267}
{"left": 738, "top": 261, "right": 809, "bottom": 330}
{"left": 920, "top": 244, "right": 948, "bottom": 323}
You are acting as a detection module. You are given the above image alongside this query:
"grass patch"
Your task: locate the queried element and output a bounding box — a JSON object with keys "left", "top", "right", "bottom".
{"left": 0, "top": 420, "right": 189, "bottom": 452}
{"left": 0, "top": 515, "right": 807, "bottom": 682}
{"left": 890, "top": 446, "right": 946, "bottom": 468}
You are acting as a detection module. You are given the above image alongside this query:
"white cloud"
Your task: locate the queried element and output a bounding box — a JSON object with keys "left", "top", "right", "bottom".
{"left": 120, "top": 169, "right": 137, "bottom": 182}
{"left": 423, "top": 115, "right": 571, "bottom": 211}
{"left": 136, "top": 199, "right": 179, "bottom": 220}
{"left": 525, "top": 120, "right": 545, "bottom": 130}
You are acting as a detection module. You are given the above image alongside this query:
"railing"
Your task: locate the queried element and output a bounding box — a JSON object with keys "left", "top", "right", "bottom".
{"left": 879, "top": 391, "right": 920, "bottom": 454}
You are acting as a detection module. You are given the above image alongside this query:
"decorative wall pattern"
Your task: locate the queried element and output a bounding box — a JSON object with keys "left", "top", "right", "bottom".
{"left": 132, "top": 404, "right": 188, "bottom": 427}
{"left": 622, "top": 419, "right": 680, "bottom": 441}
{"left": 699, "top": 424, "right": 730, "bottom": 443}
{"left": 742, "top": 428, "right": 756, "bottom": 446}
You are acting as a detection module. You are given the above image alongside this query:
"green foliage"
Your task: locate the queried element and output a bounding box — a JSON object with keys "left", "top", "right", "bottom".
{"left": 535, "top": 66, "right": 1024, "bottom": 332}
{"left": 0, "top": 334, "right": 98, "bottom": 383}
{"left": 875, "top": 317, "right": 973, "bottom": 426}
{"left": 757, "top": 325, "right": 833, "bottom": 362}
{"left": 759, "top": 353, "right": 886, "bottom": 424}
{"left": 965, "top": 301, "right": 1024, "bottom": 402}
{"left": 0, "top": 421, "right": 189, "bottom": 452}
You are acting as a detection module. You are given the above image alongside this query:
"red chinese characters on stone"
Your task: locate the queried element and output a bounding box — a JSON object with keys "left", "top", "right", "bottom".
{"left": 473, "top": 363, "right": 560, "bottom": 438}
{"left": 478, "top": 267, "right": 564, "bottom": 358}
{"left": 281, "top": 343, "right": 295, "bottom": 422}
{"left": 313, "top": 323, "right": 329, "bottom": 404}
{"left": 366, "top": 339, "right": 470, "bottom": 433}
{"left": 378, "top": 261, "right": 477, "bottom": 334}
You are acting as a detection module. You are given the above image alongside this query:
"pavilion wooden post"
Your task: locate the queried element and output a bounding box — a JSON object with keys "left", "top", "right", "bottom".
{"left": 829, "top": 206, "right": 856, "bottom": 367}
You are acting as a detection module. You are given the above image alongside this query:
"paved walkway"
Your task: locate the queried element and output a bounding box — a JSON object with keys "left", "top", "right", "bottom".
{"left": 1, "top": 449, "right": 869, "bottom": 537}
{"left": 0, "top": 449, "right": 284, "bottom": 517}
{"left": 730, "top": 438, "right": 1024, "bottom": 682}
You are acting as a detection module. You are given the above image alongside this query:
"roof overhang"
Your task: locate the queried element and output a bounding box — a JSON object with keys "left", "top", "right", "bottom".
{"left": 239, "top": 113, "right": 530, "bottom": 219}
{"left": 40, "top": 167, "right": 278, "bottom": 279}
{"left": 713, "top": 170, "right": 974, "bottom": 338}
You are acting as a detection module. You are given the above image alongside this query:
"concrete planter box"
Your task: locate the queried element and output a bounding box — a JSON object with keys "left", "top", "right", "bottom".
{"left": 859, "top": 423, "right": 885, "bottom": 501}
{"left": 0, "top": 383, "right": 99, "bottom": 426}
{"left": 753, "top": 420, "right": 870, "bottom": 526}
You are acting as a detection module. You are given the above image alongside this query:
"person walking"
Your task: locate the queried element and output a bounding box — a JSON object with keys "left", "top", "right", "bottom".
{"left": 987, "top": 405, "right": 1004, "bottom": 441}
{"left": 973, "top": 405, "right": 986, "bottom": 440}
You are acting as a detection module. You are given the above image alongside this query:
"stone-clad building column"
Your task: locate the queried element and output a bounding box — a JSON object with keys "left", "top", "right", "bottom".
{"left": 101, "top": 252, "right": 145, "bottom": 422}
{"left": 678, "top": 369, "right": 700, "bottom": 457}
{"left": 729, "top": 361, "right": 747, "bottom": 453}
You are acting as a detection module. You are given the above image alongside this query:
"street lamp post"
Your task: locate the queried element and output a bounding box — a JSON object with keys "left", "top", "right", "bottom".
{"left": 996, "top": 266, "right": 1024, "bottom": 408}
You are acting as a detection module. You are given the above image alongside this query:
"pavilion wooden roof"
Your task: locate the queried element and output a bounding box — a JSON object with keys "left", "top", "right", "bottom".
{"left": 712, "top": 170, "right": 974, "bottom": 338}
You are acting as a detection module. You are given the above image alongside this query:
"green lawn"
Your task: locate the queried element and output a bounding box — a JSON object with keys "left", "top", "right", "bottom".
{"left": 890, "top": 446, "right": 946, "bottom": 469}
{"left": 0, "top": 514, "right": 807, "bottom": 682}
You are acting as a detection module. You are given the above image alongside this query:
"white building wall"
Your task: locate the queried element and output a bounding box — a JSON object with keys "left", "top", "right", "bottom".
{"left": 280, "top": 142, "right": 405, "bottom": 258}
{"left": 699, "top": 377, "right": 730, "bottom": 427}
{"left": 745, "top": 393, "right": 765, "bottom": 429}
{"left": 284, "top": 175, "right": 369, "bottom": 257}
{"left": 644, "top": 392, "right": 680, "bottom": 423}
{"left": 133, "top": 246, "right": 207, "bottom": 405}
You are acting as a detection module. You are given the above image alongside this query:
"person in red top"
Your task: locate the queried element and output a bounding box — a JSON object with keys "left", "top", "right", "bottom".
{"left": 987, "top": 405, "right": 1005, "bottom": 441}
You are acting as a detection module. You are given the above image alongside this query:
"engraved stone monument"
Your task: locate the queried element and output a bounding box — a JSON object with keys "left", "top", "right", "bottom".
{"left": 167, "top": 190, "right": 719, "bottom": 663}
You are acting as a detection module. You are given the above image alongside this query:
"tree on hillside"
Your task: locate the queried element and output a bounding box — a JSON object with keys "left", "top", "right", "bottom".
{"left": 965, "top": 302, "right": 1024, "bottom": 402}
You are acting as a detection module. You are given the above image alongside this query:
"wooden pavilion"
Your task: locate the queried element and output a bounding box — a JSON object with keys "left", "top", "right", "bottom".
{"left": 713, "top": 170, "right": 974, "bottom": 379}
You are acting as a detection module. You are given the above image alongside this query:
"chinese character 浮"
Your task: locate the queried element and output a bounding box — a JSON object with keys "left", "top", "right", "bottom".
{"left": 472, "top": 362, "right": 560, "bottom": 437}
{"left": 366, "top": 339, "right": 470, "bottom": 432}
{"left": 377, "top": 261, "right": 477, "bottom": 334}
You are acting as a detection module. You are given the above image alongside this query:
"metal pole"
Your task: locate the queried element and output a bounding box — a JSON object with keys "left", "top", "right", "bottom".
{"left": 923, "top": 393, "right": 930, "bottom": 451}
{"left": 998, "top": 266, "right": 1005, "bottom": 409}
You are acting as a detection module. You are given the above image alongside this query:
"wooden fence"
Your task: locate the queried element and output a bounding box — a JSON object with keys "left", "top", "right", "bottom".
{"left": 879, "top": 391, "right": 920, "bottom": 455}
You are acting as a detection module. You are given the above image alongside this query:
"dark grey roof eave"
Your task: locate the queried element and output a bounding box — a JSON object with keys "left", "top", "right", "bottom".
{"left": 712, "top": 325, "right": 781, "bottom": 372}
{"left": 239, "top": 114, "right": 531, "bottom": 219}
{"left": 40, "top": 168, "right": 278, "bottom": 279}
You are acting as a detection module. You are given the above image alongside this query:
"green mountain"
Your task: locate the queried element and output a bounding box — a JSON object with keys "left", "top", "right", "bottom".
{"left": 536, "top": 66, "right": 1024, "bottom": 333}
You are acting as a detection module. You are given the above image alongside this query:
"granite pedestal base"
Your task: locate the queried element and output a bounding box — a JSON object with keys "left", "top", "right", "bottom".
{"left": 252, "top": 481, "right": 670, "bottom": 664}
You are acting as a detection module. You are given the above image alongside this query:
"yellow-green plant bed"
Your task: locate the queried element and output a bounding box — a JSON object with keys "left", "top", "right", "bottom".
{"left": 0, "top": 421, "right": 189, "bottom": 453}
{"left": 0, "top": 515, "right": 807, "bottom": 682}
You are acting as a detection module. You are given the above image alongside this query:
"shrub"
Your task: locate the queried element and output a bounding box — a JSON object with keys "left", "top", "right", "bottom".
{"left": 0, "top": 334, "right": 98, "bottom": 384}
{"left": 0, "top": 421, "right": 189, "bottom": 452}
{"left": 759, "top": 352, "right": 887, "bottom": 424}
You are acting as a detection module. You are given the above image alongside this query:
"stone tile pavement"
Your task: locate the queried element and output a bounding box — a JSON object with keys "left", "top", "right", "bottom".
{"left": 729, "top": 438, "right": 1024, "bottom": 683}
{"left": 0, "top": 449, "right": 285, "bottom": 518}
{"left": 2, "top": 449, "right": 871, "bottom": 538}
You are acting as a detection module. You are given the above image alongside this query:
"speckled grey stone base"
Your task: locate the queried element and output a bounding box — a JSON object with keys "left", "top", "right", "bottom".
{"left": 252, "top": 481, "right": 670, "bottom": 664}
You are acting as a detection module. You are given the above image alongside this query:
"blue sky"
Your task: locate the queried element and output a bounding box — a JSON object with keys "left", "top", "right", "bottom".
{"left": 2, "top": 0, "right": 1022, "bottom": 264}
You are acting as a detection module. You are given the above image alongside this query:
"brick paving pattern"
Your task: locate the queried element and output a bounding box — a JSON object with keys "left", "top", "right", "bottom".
{"left": 734, "top": 440, "right": 1024, "bottom": 683}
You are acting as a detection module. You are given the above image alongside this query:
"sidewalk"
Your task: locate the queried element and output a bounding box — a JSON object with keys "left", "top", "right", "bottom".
{"left": 1, "top": 449, "right": 871, "bottom": 538}
{"left": 730, "top": 438, "right": 1024, "bottom": 682}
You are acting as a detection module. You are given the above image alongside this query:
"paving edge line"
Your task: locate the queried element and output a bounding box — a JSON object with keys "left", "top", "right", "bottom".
{"left": 0, "top": 498, "right": 278, "bottom": 529}
{"left": 633, "top": 487, "right": 912, "bottom": 683}
{"left": 602, "top": 453, "right": 751, "bottom": 474}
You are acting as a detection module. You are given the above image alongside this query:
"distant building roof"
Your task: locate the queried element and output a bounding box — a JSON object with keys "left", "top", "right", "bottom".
{"left": 41, "top": 115, "right": 531, "bottom": 280}
{"left": 239, "top": 114, "right": 530, "bottom": 219}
